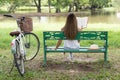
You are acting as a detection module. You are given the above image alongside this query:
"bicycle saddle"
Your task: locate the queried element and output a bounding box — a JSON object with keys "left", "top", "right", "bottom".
{"left": 10, "top": 31, "right": 20, "bottom": 37}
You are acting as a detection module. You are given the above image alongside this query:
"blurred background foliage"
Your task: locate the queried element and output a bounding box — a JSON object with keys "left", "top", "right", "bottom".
{"left": 0, "top": 0, "right": 119, "bottom": 13}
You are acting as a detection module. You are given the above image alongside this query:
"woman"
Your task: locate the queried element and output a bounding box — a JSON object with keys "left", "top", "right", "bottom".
{"left": 55, "top": 13, "right": 81, "bottom": 60}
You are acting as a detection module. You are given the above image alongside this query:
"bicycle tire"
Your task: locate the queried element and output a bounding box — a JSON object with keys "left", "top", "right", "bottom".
{"left": 14, "top": 40, "right": 25, "bottom": 76}
{"left": 24, "top": 32, "right": 40, "bottom": 61}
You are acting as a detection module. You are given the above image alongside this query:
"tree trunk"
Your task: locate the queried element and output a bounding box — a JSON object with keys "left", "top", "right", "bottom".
{"left": 34, "top": 0, "right": 41, "bottom": 13}
{"left": 56, "top": 8, "right": 61, "bottom": 13}
{"left": 48, "top": 0, "right": 51, "bottom": 13}
{"left": 8, "top": 4, "right": 17, "bottom": 13}
{"left": 74, "top": 2, "right": 78, "bottom": 12}
{"left": 90, "top": 5, "right": 96, "bottom": 15}
{"left": 55, "top": 0, "right": 61, "bottom": 13}
{"left": 38, "top": 0, "right": 41, "bottom": 12}
{"left": 68, "top": 4, "right": 72, "bottom": 12}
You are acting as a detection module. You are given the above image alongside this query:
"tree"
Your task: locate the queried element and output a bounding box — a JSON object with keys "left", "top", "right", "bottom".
{"left": 33, "top": 0, "right": 41, "bottom": 13}
{"left": 112, "top": 0, "right": 120, "bottom": 10}
{"left": 56, "top": 0, "right": 61, "bottom": 13}
{"left": 51, "top": 0, "right": 73, "bottom": 12}
{"left": 89, "top": 0, "right": 111, "bottom": 14}
{"left": 7, "top": 0, "right": 29, "bottom": 13}
{"left": 0, "top": 0, "right": 9, "bottom": 6}
{"left": 51, "top": 0, "right": 61, "bottom": 13}
{"left": 89, "top": 0, "right": 111, "bottom": 9}
{"left": 57, "top": 0, "right": 89, "bottom": 12}
{"left": 48, "top": 0, "right": 51, "bottom": 13}
{"left": 68, "top": 0, "right": 74, "bottom": 12}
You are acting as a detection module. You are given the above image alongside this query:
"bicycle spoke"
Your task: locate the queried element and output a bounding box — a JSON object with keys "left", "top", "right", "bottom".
{"left": 24, "top": 33, "right": 40, "bottom": 61}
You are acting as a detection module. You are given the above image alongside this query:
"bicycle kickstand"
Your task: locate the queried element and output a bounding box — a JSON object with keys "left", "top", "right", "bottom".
{"left": 9, "top": 61, "right": 15, "bottom": 74}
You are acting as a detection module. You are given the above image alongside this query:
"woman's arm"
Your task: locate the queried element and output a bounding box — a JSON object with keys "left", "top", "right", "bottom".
{"left": 54, "top": 27, "right": 64, "bottom": 49}
{"left": 78, "top": 27, "right": 82, "bottom": 31}
{"left": 55, "top": 40, "right": 62, "bottom": 50}
{"left": 78, "top": 28, "right": 82, "bottom": 43}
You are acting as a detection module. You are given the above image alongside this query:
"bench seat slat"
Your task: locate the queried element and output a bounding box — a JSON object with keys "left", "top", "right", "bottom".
{"left": 46, "top": 47, "right": 105, "bottom": 53}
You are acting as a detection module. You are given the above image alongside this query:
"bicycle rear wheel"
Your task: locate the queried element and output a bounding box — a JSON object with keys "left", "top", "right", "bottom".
{"left": 14, "top": 40, "right": 25, "bottom": 76}
{"left": 24, "top": 32, "right": 40, "bottom": 61}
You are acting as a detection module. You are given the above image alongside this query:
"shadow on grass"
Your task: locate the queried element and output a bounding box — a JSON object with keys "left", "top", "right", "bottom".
{"left": 42, "top": 59, "right": 111, "bottom": 72}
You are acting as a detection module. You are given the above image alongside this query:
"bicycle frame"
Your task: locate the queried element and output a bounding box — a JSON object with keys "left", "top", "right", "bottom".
{"left": 11, "top": 32, "right": 26, "bottom": 58}
{"left": 17, "top": 33, "right": 26, "bottom": 57}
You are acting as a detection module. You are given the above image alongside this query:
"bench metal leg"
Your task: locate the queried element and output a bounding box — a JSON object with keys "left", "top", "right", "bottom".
{"left": 104, "top": 52, "right": 107, "bottom": 63}
{"left": 44, "top": 52, "right": 47, "bottom": 65}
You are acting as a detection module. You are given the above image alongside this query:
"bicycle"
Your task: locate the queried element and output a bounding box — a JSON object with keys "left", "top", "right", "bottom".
{"left": 4, "top": 14, "right": 40, "bottom": 76}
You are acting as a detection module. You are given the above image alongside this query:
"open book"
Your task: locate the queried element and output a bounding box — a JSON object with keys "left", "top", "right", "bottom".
{"left": 77, "top": 17, "right": 88, "bottom": 29}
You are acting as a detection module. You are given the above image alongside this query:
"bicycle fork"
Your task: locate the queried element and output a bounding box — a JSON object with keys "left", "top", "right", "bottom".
{"left": 19, "top": 34, "right": 26, "bottom": 60}
{"left": 9, "top": 39, "right": 16, "bottom": 74}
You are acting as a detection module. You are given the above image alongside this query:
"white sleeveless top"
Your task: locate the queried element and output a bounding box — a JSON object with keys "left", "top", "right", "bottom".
{"left": 64, "top": 40, "right": 80, "bottom": 49}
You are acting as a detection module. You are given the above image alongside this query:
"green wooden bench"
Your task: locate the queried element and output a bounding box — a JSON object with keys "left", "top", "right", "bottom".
{"left": 43, "top": 31, "right": 108, "bottom": 65}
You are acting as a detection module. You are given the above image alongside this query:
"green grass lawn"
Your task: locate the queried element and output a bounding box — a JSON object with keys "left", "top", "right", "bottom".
{"left": 0, "top": 18, "right": 120, "bottom": 80}
{"left": 1, "top": 48, "right": 120, "bottom": 80}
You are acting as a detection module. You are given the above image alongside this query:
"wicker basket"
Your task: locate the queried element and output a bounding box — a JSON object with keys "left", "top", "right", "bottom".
{"left": 19, "top": 17, "right": 33, "bottom": 32}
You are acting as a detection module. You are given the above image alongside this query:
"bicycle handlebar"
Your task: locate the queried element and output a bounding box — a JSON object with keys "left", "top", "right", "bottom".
{"left": 3, "top": 14, "right": 13, "bottom": 17}
{"left": 4, "top": 14, "right": 26, "bottom": 22}
{"left": 3, "top": 14, "right": 27, "bottom": 32}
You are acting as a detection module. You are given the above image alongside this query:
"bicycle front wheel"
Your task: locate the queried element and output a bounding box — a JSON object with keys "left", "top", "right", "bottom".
{"left": 24, "top": 32, "right": 40, "bottom": 61}
{"left": 14, "top": 40, "right": 25, "bottom": 76}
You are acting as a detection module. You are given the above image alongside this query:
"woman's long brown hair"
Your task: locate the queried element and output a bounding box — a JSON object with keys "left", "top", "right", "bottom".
{"left": 64, "top": 13, "right": 78, "bottom": 40}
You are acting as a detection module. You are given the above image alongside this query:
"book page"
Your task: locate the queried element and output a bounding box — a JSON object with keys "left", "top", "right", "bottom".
{"left": 77, "top": 17, "right": 88, "bottom": 29}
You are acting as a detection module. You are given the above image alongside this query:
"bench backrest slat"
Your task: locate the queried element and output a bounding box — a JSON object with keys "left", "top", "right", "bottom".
{"left": 43, "top": 31, "right": 108, "bottom": 40}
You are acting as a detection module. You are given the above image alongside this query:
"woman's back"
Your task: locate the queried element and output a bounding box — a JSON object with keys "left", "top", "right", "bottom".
{"left": 63, "top": 13, "right": 80, "bottom": 49}
{"left": 63, "top": 13, "right": 78, "bottom": 40}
